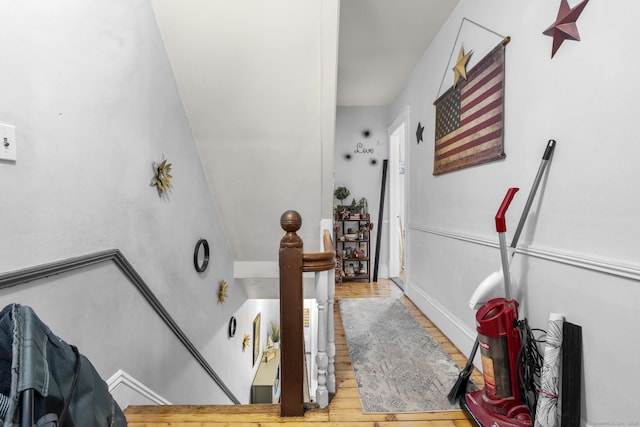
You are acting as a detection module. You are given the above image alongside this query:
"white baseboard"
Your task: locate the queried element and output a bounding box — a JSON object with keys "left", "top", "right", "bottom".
{"left": 106, "top": 369, "right": 171, "bottom": 405}
{"left": 405, "top": 285, "right": 482, "bottom": 370}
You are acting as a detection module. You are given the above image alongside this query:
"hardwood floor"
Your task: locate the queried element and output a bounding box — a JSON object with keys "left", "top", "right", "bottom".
{"left": 125, "top": 279, "right": 484, "bottom": 426}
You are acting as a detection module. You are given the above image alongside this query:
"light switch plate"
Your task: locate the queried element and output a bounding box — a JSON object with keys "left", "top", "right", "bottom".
{"left": 0, "top": 123, "right": 16, "bottom": 161}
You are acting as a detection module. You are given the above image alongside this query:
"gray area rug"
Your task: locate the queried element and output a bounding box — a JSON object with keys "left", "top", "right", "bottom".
{"left": 339, "top": 297, "right": 464, "bottom": 413}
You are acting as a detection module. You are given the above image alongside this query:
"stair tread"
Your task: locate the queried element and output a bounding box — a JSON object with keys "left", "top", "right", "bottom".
{"left": 125, "top": 404, "right": 279, "bottom": 415}
{"left": 125, "top": 404, "right": 330, "bottom": 423}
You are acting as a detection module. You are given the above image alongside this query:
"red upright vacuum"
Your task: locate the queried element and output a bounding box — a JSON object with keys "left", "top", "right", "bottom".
{"left": 460, "top": 188, "right": 532, "bottom": 427}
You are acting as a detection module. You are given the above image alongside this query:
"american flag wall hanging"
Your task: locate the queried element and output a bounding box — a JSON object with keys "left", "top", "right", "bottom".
{"left": 433, "top": 39, "right": 509, "bottom": 175}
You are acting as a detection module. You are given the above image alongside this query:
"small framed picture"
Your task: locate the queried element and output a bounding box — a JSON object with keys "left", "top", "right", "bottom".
{"left": 253, "top": 313, "right": 261, "bottom": 366}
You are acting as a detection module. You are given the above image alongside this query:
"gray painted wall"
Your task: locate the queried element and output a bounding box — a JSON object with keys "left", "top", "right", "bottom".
{"left": 0, "top": 0, "right": 271, "bottom": 406}
{"left": 389, "top": 0, "right": 640, "bottom": 424}
{"left": 334, "top": 106, "right": 390, "bottom": 278}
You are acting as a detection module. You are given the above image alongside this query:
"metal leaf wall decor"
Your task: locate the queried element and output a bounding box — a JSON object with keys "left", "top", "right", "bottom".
{"left": 242, "top": 334, "right": 250, "bottom": 351}
{"left": 217, "top": 280, "right": 228, "bottom": 304}
{"left": 150, "top": 155, "right": 173, "bottom": 195}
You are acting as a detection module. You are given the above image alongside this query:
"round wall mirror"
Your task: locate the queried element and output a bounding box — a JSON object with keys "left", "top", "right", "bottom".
{"left": 228, "top": 316, "right": 237, "bottom": 338}
{"left": 193, "top": 239, "right": 210, "bottom": 272}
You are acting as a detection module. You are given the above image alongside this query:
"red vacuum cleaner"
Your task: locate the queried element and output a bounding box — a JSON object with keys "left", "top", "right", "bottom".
{"left": 460, "top": 188, "right": 532, "bottom": 427}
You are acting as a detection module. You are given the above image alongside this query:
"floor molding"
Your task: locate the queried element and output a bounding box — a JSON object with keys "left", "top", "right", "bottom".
{"left": 107, "top": 369, "right": 171, "bottom": 405}
{"left": 405, "top": 285, "right": 479, "bottom": 366}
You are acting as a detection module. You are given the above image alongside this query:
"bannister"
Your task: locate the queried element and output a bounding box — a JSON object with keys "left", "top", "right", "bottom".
{"left": 302, "top": 230, "right": 335, "bottom": 272}
{"left": 0, "top": 249, "right": 240, "bottom": 404}
{"left": 313, "top": 222, "right": 336, "bottom": 409}
{"left": 279, "top": 211, "right": 335, "bottom": 417}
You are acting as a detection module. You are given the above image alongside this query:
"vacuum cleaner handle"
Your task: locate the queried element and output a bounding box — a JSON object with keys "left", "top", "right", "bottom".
{"left": 543, "top": 139, "right": 556, "bottom": 160}
{"left": 510, "top": 139, "right": 556, "bottom": 248}
{"left": 495, "top": 187, "right": 519, "bottom": 232}
{"left": 495, "top": 188, "right": 519, "bottom": 299}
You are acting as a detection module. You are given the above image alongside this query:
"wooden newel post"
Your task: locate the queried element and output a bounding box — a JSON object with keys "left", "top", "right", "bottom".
{"left": 279, "top": 210, "right": 305, "bottom": 417}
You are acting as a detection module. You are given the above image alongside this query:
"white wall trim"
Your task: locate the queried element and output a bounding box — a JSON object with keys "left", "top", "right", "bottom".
{"left": 409, "top": 223, "right": 640, "bottom": 282}
{"left": 106, "top": 369, "right": 171, "bottom": 405}
{"left": 405, "top": 285, "right": 480, "bottom": 368}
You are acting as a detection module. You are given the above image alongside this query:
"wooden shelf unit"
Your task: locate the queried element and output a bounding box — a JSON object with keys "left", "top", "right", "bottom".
{"left": 335, "top": 216, "right": 371, "bottom": 282}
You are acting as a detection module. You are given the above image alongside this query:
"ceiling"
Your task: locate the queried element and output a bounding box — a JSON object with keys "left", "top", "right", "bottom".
{"left": 337, "top": 0, "right": 459, "bottom": 106}
{"left": 153, "top": 0, "right": 460, "bottom": 108}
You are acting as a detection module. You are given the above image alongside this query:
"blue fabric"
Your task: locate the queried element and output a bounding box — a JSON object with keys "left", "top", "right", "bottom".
{"left": 0, "top": 393, "right": 9, "bottom": 419}
{"left": 0, "top": 305, "right": 13, "bottom": 396}
{"left": 0, "top": 304, "right": 127, "bottom": 427}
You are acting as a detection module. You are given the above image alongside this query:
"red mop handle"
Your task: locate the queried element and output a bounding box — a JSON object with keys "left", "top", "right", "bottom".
{"left": 495, "top": 187, "right": 519, "bottom": 232}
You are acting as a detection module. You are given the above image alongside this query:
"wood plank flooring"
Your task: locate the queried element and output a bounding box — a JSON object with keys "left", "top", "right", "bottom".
{"left": 125, "top": 279, "right": 484, "bottom": 426}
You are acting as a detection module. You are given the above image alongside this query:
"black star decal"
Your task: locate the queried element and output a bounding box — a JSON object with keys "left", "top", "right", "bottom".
{"left": 416, "top": 122, "right": 424, "bottom": 144}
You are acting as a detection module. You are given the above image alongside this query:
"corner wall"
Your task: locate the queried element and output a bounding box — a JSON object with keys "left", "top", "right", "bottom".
{"left": 390, "top": 1, "right": 640, "bottom": 423}
{"left": 0, "top": 0, "right": 255, "bottom": 405}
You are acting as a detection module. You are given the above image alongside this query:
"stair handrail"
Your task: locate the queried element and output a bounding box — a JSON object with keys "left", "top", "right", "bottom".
{"left": 302, "top": 230, "right": 335, "bottom": 271}
{"left": 279, "top": 211, "right": 335, "bottom": 417}
{"left": 0, "top": 249, "right": 240, "bottom": 404}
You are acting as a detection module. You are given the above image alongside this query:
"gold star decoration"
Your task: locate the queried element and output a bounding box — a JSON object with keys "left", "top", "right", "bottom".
{"left": 150, "top": 155, "right": 173, "bottom": 195}
{"left": 543, "top": 0, "right": 589, "bottom": 58}
{"left": 217, "top": 280, "right": 228, "bottom": 304}
{"left": 242, "top": 334, "right": 250, "bottom": 352}
{"left": 453, "top": 46, "right": 473, "bottom": 87}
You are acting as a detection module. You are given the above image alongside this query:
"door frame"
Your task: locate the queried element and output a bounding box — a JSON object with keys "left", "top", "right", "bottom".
{"left": 387, "top": 107, "right": 410, "bottom": 282}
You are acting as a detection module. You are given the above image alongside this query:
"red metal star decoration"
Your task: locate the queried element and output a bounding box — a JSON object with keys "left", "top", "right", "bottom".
{"left": 543, "top": 0, "right": 589, "bottom": 58}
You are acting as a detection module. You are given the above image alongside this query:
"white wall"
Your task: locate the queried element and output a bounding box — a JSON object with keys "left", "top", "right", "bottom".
{"left": 389, "top": 1, "right": 640, "bottom": 424}
{"left": 0, "top": 0, "right": 261, "bottom": 406}
{"left": 152, "top": 0, "right": 339, "bottom": 268}
{"left": 335, "top": 106, "right": 390, "bottom": 277}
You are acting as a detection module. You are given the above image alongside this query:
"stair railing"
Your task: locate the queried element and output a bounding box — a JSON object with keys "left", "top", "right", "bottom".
{"left": 312, "top": 218, "right": 336, "bottom": 408}
{"left": 0, "top": 249, "right": 240, "bottom": 404}
{"left": 278, "top": 210, "right": 335, "bottom": 417}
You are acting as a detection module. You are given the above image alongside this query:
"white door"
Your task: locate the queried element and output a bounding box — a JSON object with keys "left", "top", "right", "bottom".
{"left": 388, "top": 110, "right": 408, "bottom": 280}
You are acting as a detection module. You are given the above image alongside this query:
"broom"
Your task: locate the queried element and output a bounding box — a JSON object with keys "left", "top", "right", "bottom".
{"left": 447, "top": 336, "right": 479, "bottom": 403}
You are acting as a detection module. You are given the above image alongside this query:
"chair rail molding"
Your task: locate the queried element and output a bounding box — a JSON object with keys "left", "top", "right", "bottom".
{"left": 408, "top": 223, "right": 640, "bottom": 282}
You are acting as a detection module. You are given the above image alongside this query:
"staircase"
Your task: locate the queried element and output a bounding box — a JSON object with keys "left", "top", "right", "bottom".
{"left": 123, "top": 279, "right": 482, "bottom": 427}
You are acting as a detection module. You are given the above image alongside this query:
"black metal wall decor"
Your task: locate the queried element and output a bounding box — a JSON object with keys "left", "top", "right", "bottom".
{"left": 228, "top": 316, "right": 237, "bottom": 338}
{"left": 193, "top": 239, "right": 210, "bottom": 272}
{"left": 373, "top": 159, "right": 388, "bottom": 282}
{"left": 354, "top": 143, "right": 375, "bottom": 155}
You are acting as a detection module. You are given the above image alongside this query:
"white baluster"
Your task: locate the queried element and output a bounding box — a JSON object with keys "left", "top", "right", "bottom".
{"left": 315, "top": 269, "right": 329, "bottom": 407}
{"left": 327, "top": 266, "right": 336, "bottom": 394}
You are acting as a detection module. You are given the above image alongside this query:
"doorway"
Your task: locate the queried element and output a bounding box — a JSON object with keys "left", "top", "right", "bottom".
{"left": 388, "top": 109, "right": 408, "bottom": 288}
